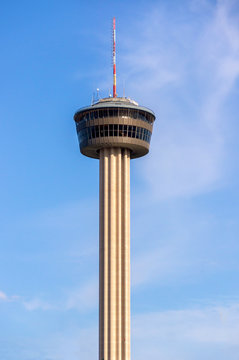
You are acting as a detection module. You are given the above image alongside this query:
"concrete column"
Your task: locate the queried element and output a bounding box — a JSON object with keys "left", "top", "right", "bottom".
{"left": 121, "top": 148, "right": 130, "bottom": 360}
{"left": 99, "top": 148, "right": 109, "bottom": 360}
{"left": 99, "top": 147, "right": 130, "bottom": 360}
{"left": 116, "top": 148, "right": 122, "bottom": 360}
{"left": 109, "top": 148, "right": 117, "bottom": 360}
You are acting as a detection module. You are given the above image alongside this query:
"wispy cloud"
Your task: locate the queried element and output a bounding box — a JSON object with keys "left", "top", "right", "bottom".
{"left": 0, "top": 290, "right": 19, "bottom": 302}
{"left": 0, "top": 280, "right": 98, "bottom": 313}
{"left": 121, "top": 0, "right": 239, "bottom": 199}
{"left": 23, "top": 298, "right": 53, "bottom": 311}
{"left": 132, "top": 302, "right": 239, "bottom": 360}
{"left": 3, "top": 301, "right": 238, "bottom": 360}
{"left": 0, "top": 291, "right": 8, "bottom": 301}
{"left": 130, "top": 192, "right": 239, "bottom": 290}
{"left": 0, "top": 289, "right": 54, "bottom": 311}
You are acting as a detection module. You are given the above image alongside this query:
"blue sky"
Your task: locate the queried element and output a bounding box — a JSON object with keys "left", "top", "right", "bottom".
{"left": 1, "top": 0, "right": 239, "bottom": 359}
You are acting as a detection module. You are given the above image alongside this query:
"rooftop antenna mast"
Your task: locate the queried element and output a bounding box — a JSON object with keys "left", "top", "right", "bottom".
{"left": 113, "top": 17, "right": 117, "bottom": 98}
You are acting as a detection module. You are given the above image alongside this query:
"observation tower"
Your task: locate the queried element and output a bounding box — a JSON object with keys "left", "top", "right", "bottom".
{"left": 74, "top": 18, "right": 155, "bottom": 360}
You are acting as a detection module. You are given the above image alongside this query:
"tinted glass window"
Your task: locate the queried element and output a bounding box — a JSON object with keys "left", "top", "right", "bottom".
{"left": 119, "top": 125, "right": 123, "bottom": 136}
{"left": 139, "top": 129, "right": 143, "bottom": 140}
{"left": 77, "top": 114, "right": 82, "bottom": 122}
{"left": 128, "top": 125, "right": 132, "bottom": 137}
{"left": 114, "top": 124, "right": 118, "bottom": 136}
{"left": 139, "top": 111, "right": 145, "bottom": 122}
{"left": 119, "top": 108, "right": 128, "bottom": 117}
{"left": 95, "top": 125, "right": 99, "bottom": 137}
{"left": 104, "top": 125, "right": 108, "bottom": 137}
{"left": 100, "top": 125, "right": 104, "bottom": 137}
{"left": 136, "top": 127, "right": 140, "bottom": 139}
{"left": 79, "top": 125, "right": 151, "bottom": 143}
{"left": 109, "top": 124, "right": 113, "bottom": 136}
{"left": 113, "top": 108, "right": 118, "bottom": 117}
{"left": 123, "top": 125, "right": 127, "bottom": 136}
{"left": 87, "top": 127, "right": 92, "bottom": 140}
{"left": 141, "top": 128, "right": 145, "bottom": 141}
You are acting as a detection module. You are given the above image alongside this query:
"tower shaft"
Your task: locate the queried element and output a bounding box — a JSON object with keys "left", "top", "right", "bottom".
{"left": 99, "top": 147, "right": 130, "bottom": 360}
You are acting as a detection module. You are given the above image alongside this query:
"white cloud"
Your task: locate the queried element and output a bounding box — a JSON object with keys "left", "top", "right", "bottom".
{"left": 0, "top": 290, "right": 8, "bottom": 301}
{"left": 0, "top": 326, "right": 98, "bottom": 360}
{"left": 0, "top": 290, "right": 19, "bottom": 302}
{"left": 132, "top": 302, "right": 239, "bottom": 360}
{"left": 0, "top": 280, "right": 98, "bottom": 313}
{"left": 121, "top": 0, "right": 239, "bottom": 199}
{"left": 23, "top": 298, "right": 53, "bottom": 311}
{"left": 0, "top": 290, "right": 54, "bottom": 311}
{"left": 5, "top": 301, "right": 239, "bottom": 360}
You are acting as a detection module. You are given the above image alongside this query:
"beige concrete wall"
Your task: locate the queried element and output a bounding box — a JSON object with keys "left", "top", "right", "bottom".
{"left": 99, "top": 147, "right": 130, "bottom": 360}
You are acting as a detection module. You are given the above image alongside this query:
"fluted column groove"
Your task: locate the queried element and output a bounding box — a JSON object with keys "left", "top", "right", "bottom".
{"left": 99, "top": 147, "right": 130, "bottom": 360}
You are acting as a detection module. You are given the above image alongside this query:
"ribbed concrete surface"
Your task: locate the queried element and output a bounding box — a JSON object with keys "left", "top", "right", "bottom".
{"left": 99, "top": 147, "right": 130, "bottom": 360}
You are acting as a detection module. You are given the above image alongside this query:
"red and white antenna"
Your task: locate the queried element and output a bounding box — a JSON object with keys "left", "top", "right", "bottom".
{"left": 113, "top": 17, "right": 117, "bottom": 98}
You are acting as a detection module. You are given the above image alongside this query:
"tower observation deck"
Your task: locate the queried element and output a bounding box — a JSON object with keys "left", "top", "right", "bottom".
{"left": 74, "top": 96, "right": 155, "bottom": 159}
{"left": 73, "top": 18, "right": 155, "bottom": 360}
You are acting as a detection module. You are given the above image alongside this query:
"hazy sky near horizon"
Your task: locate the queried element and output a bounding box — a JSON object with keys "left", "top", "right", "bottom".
{"left": 1, "top": 0, "right": 239, "bottom": 359}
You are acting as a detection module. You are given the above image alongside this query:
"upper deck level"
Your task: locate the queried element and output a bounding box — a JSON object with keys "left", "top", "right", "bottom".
{"left": 74, "top": 97, "right": 155, "bottom": 124}
{"left": 74, "top": 97, "right": 156, "bottom": 159}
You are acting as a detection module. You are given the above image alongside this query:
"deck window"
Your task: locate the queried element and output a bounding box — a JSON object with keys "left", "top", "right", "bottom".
{"left": 78, "top": 124, "right": 152, "bottom": 144}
